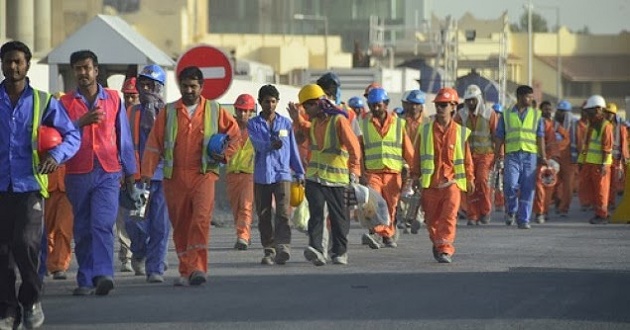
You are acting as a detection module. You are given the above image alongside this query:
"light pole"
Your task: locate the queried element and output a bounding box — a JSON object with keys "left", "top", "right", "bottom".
{"left": 538, "top": 5, "right": 562, "bottom": 100}
{"left": 526, "top": 0, "right": 533, "bottom": 87}
{"left": 294, "top": 13, "right": 329, "bottom": 69}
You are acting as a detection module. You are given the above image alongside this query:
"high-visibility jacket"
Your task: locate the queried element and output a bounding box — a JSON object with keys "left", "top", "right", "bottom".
{"left": 419, "top": 122, "right": 471, "bottom": 191}
{"left": 31, "top": 89, "right": 52, "bottom": 198}
{"left": 361, "top": 116, "right": 405, "bottom": 171}
{"left": 306, "top": 115, "right": 349, "bottom": 184}
{"left": 579, "top": 120, "right": 613, "bottom": 165}
{"left": 504, "top": 107, "right": 540, "bottom": 154}
{"left": 227, "top": 135, "right": 254, "bottom": 174}
{"left": 465, "top": 114, "right": 493, "bottom": 154}
{"left": 163, "top": 100, "right": 219, "bottom": 178}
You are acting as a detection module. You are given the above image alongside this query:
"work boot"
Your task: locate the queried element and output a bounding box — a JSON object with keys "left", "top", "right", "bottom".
{"left": 361, "top": 233, "right": 380, "bottom": 249}
{"left": 174, "top": 276, "right": 189, "bottom": 287}
{"left": 234, "top": 238, "right": 249, "bottom": 250}
{"left": 23, "top": 302, "right": 44, "bottom": 329}
{"left": 332, "top": 253, "right": 348, "bottom": 265}
{"left": 535, "top": 214, "right": 546, "bottom": 224}
{"left": 304, "top": 246, "right": 326, "bottom": 266}
{"left": 94, "top": 276, "right": 114, "bottom": 296}
{"left": 517, "top": 222, "right": 531, "bottom": 229}
{"left": 589, "top": 216, "right": 609, "bottom": 225}
{"left": 274, "top": 245, "right": 291, "bottom": 265}
{"left": 480, "top": 214, "right": 491, "bottom": 224}
{"left": 189, "top": 271, "right": 207, "bottom": 286}
{"left": 437, "top": 253, "right": 453, "bottom": 264}
{"left": 261, "top": 248, "right": 276, "bottom": 265}
{"left": 505, "top": 213, "right": 516, "bottom": 226}
{"left": 131, "top": 257, "right": 146, "bottom": 276}
{"left": 382, "top": 237, "right": 397, "bottom": 248}
{"left": 410, "top": 219, "right": 422, "bottom": 234}
{"left": 120, "top": 260, "right": 133, "bottom": 273}
{"left": 147, "top": 274, "right": 164, "bottom": 283}
{"left": 52, "top": 271, "right": 67, "bottom": 280}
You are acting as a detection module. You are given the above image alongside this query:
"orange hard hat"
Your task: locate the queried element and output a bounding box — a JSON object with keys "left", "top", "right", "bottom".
{"left": 38, "top": 126, "right": 62, "bottom": 152}
{"left": 234, "top": 93, "right": 256, "bottom": 110}
{"left": 290, "top": 182, "right": 305, "bottom": 207}
{"left": 363, "top": 82, "right": 381, "bottom": 97}
{"left": 121, "top": 77, "right": 138, "bottom": 94}
{"left": 433, "top": 87, "right": 459, "bottom": 104}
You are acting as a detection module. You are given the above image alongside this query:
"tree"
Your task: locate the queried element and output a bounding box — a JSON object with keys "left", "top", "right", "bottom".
{"left": 576, "top": 25, "right": 591, "bottom": 35}
{"left": 510, "top": 11, "right": 549, "bottom": 33}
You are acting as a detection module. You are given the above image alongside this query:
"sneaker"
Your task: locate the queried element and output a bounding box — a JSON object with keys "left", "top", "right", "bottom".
{"left": 535, "top": 214, "right": 545, "bottom": 224}
{"left": 517, "top": 222, "right": 531, "bottom": 229}
{"left": 52, "top": 271, "right": 67, "bottom": 280}
{"left": 0, "top": 315, "right": 16, "bottom": 330}
{"left": 332, "top": 253, "right": 348, "bottom": 265}
{"left": 22, "top": 302, "right": 44, "bottom": 329}
{"left": 304, "top": 246, "right": 326, "bottom": 266}
{"left": 189, "top": 271, "right": 206, "bottom": 286}
{"left": 174, "top": 276, "right": 189, "bottom": 287}
{"left": 120, "top": 261, "right": 133, "bottom": 272}
{"left": 505, "top": 213, "right": 516, "bottom": 226}
{"left": 131, "top": 258, "right": 146, "bottom": 276}
{"left": 261, "top": 248, "right": 276, "bottom": 265}
{"left": 274, "top": 245, "right": 291, "bottom": 265}
{"left": 437, "top": 253, "right": 452, "bottom": 263}
{"left": 382, "top": 237, "right": 397, "bottom": 248}
{"left": 72, "top": 286, "right": 94, "bottom": 296}
{"left": 589, "top": 216, "right": 609, "bottom": 225}
{"left": 146, "top": 274, "right": 164, "bottom": 283}
{"left": 234, "top": 238, "right": 249, "bottom": 250}
{"left": 94, "top": 276, "right": 114, "bottom": 296}
{"left": 480, "top": 214, "right": 491, "bottom": 224}
{"left": 361, "top": 233, "right": 381, "bottom": 249}
{"left": 410, "top": 219, "right": 422, "bottom": 234}
{"left": 466, "top": 219, "right": 477, "bottom": 226}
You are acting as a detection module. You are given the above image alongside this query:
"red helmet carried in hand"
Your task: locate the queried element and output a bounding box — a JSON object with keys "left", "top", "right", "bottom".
{"left": 38, "top": 126, "right": 62, "bottom": 152}
{"left": 433, "top": 87, "right": 459, "bottom": 104}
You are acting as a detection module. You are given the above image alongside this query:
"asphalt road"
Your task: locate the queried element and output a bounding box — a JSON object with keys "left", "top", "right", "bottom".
{"left": 37, "top": 204, "right": 630, "bottom": 330}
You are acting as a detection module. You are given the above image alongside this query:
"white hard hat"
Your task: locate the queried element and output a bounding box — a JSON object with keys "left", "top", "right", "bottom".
{"left": 464, "top": 84, "right": 482, "bottom": 99}
{"left": 583, "top": 95, "right": 606, "bottom": 109}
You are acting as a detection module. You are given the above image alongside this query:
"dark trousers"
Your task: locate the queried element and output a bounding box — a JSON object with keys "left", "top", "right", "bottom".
{"left": 305, "top": 181, "right": 349, "bottom": 257}
{"left": 254, "top": 181, "right": 291, "bottom": 249}
{"left": 0, "top": 191, "right": 44, "bottom": 318}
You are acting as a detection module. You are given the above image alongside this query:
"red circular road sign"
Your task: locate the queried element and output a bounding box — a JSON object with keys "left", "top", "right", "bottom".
{"left": 175, "top": 45, "right": 233, "bottom": 100}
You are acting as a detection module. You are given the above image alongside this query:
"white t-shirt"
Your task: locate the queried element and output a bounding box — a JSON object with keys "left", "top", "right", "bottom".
{"left": 187, "top": 104, "right": 198, "bottom": 117}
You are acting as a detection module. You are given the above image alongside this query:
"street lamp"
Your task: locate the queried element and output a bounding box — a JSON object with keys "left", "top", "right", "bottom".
{"left": 294, "top": 13, "right": 329, "bottom": 70}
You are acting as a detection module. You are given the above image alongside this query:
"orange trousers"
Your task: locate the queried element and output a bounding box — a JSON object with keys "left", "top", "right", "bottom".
{"left": 164, "top": 170, "right": 216, "bottom": 277}
{"left": 533, "top": 165, "right": 555, "bottom": 215}
{"left": 555, "top": 162, "right": 576, "bottom": 213}
{"left": 494, "top": 190, "right": 505, "bottom": 208}
{"left": 466, "top": 153, "right": 494, "bottom": 221}
{"left": 609, "top": 160, "right": 625, "bottom": 207}
{"left": 422, "top": 184, "right": 460, "bottom": 255}
{"left": 577, "top": 165, "right": 592, "bottom": 208}
{"left": 44, "top": 191, "right": 74, "bottom": 272}
{"left": 366, "top": 172, "right": 401, "bottom": 239}
{"left": 580, "top": 164, "right": 611, "bottom": 218}
{"left": 226, "top": 173, "right": 254, "bottom": 242}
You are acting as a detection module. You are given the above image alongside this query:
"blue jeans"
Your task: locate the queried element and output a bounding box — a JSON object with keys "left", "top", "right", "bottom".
{"left": 504, "top": 152, "right": 537, "bottom": 223}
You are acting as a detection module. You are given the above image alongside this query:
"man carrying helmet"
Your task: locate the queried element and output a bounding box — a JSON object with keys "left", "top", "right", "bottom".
{"left": 493, "top": 85, "right": 546, "bottom": 229}
{"left": 226, "top": 94, "right": 256, "bottom": 250}
{"left": 454, "top": 85, "right": 499, "bottom": 225}
{"left": 288, "top": 84, "right": 361, "bottom": 265}
{"left": 553, "top": 100, "right": 578, "bottom": 216}
{"left": 414, "top": 87, "right": 474, "bottom": 263}
{"left": 123, "top": 64, "right": 171, "bottom": 283}
{"left": 360, "top": 87, "right": 415, "bottom": 248}
{"left": 578, "top": 95, "right": 613, "bottom": 224}
{"left": 602, "top": 102, "right": 628, "bottom": 209}
{"left": 141, "top": 66, "right": 240, "bottom": 286}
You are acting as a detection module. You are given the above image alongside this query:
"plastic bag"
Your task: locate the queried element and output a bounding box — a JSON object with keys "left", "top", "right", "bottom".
{"left": 349, "top": 183, "right": 390, "bottom": 229}
{"left": 291, "top": 198, "right": 309, "bottom": 233}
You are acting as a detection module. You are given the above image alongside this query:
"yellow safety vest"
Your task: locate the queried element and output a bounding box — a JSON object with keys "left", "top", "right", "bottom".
{"left": 419, "top": 122, "right": 471, "bottom": 191}
{"left": 227, "top": 135, "right": 254, "bottom": 174}
{"left": 31, "top": 89, "right": 52, "bottom": 198}
{"left": 163, "top": 100, "right": 219, "bottom": 178}
{"left": 579, "top": 121, "right": 613, "bottom": 165}
{"left": 361, "top": 116, "right": 405, "bottom": 171}
{"left": 504, "top": 107, "right": 540, "bottom": 154}
{"left": 306, "top": 116, "right": 349, "bottom": 184}
{"left": 466, "top": 114, "right": 493, "bottom": 154}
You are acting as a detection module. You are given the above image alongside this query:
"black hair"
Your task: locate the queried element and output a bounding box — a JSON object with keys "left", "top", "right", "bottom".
{"left": 70, "top": 50, "right": 98, "bottom": 66}
{"left": 539, "top": 100, "right": 552, "bottom": 109}
{"left": 516, "top": 85, "right": 533, "bottom": 97}
{"left": 178, "top": 66, "right": 204, "bottom": 83}
{"left": 0, "top": 40, "right": 32, "bottom": 62}
{"left": 258, "top": 84, "right": 280, "bottom": 100}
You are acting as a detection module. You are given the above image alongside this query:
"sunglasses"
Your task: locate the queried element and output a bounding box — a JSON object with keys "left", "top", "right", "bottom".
{"left": 435, "top": 102, "right": 450, "bottom": 108}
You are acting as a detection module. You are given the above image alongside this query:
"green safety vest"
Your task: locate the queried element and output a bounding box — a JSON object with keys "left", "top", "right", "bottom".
{"left": 306, "top": 116, "right": 349, "bottom": 184}
{"left": 419, "top": 122, "right": 471, "bottom": 191}
{"left": 361, "top": 116, "right": 405, "bottom": 171}
{"left": 31, "top": 90, "right": 52, "bottom": 198}
{"left": 163, "top": 101, "right": 219, "bottom": 178}
{"left": 579, "top": 121, "right": 613, "bottom": 165}
{"left": 504, "top": 107, "right": 540, "bottom": 154}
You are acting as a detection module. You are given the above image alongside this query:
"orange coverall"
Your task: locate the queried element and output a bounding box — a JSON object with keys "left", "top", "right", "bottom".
{"left": 576, "top": 118, "right": 591, "bottom": 208}
{"left": 142, "top": 98, "right": 240, "bottom": 277}
{"left": 416, "top": 121, "right": 474, "bottom": 256}
{"left": 533, "top": 119, "right": 569, "bottom": 216}
{"left": 361, "top": 113, "right": 415, "bottom": 239}
{"left": 580, "top": 121, "right": 613, "bottom": 218}
{"left": 226, "top": 128, "right": 254, "bottom": 243}
{"left": 44, "top": 165, "right": 73, "bottom": 273}
{"left": 609, "top": 122, "right": 629, "bottom": 207}
{"left": 554, "top": 120, "right": 578, "bottom": 214}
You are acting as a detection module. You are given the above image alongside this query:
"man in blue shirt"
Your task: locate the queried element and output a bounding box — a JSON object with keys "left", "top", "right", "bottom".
{"left": 494, "top": 85, "right": 546, "bottom": 229}
{"left": 0, "top": 40, "right": 80, "bottom": 330}
{"left": 248, "top": 85, "right": 305, "bottom": 265}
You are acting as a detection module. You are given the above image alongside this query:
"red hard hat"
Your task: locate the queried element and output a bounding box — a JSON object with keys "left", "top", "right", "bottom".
{"left": 433, "top": 87, "right": 459, "bottom": 104}
{"left": 538, "top": 166, "right": 558, "bottom": 187}
{"left": 38, "top": 126, "right": 62, "bottom": 152}
{"left": 121, "top": 77, "right": 138, "bottom": 94}
{"left": 364, "top": 82, "right": 381, "bottom": 97}
{"left": 234, "top": 93, "right": 256, "bottom": 110}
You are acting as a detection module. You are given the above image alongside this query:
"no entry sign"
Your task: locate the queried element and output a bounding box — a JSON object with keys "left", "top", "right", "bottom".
{"left": 175, "top": 45, "right": 233, "bottom": 100}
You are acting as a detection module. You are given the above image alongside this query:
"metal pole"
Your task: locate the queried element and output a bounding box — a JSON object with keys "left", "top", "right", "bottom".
{"left": 324, "top": 16, "right": 329, "bottom": 70}
{"left": 556, "top": 8, "right": 562, "bottom": 100}
{"left": 527, "top": 0, "right": 533, "bottom": 86}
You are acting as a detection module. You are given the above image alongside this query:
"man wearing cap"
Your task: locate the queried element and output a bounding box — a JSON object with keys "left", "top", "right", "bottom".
{"left": 454, "top": 85, "right": 499, "bottom": 225}
{"left": 414, "top": 87, "right": 474, "bottom": 263}
{"left": 141, "top": 66, "right": 240, "bottom": 286}
{"left": 602, "top": 102, "right": 628, "bottom": 209}
{"left": 123, "top": 64, "right": 170, "bottom": 283}
{"left": 578, "top": 95, "right": 613, "bottom": 224}
{"left": 553, "top": 100, "right": 578, "bottom": 216}
{"left": 493, "top": 85, "right": 546, "bottom": 229}
{"left": 226, "top": 94, "right": 256, "bottom": 250}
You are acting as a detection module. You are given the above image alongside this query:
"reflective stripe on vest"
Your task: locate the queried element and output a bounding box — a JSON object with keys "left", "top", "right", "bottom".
{"left": 31, "top": 90, "right": 52, "bottom": 198}
{"left": 227, "top": 136, "right": 254, "bottom": 173}
{"left": 466, "top": 114, "right": 493, "bottom": 154}
{"left": 581, "top": 121, "right": 613, "bottom": 165}
{"left": 163, "top": 101, "right": 219, "bottom": 178}
{"left": 361, "top": 116, "right": 405, "bottom": 171}
{"left": 419, "top": 122, "right": 470, "bottom": 191}
{"left": 306, "top": 116, "right": 350, "bottom": 184}
{"left": 504, "top": 107, "right": 539, "bottom": 154}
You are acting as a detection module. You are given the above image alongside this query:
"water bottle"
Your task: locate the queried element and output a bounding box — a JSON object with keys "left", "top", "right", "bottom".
{"left": 129, "top": 183, "right": 150, "bottom": 220}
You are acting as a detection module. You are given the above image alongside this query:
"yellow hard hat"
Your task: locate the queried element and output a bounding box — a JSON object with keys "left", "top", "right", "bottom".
{"left": 298, "top": 84, "right": 325, "bottom": 104}
{"left": 606, "top": 103, "right": 618, "bottom": 114}
{"left": 289, "top": 182, "right": 305, "bottom": 207}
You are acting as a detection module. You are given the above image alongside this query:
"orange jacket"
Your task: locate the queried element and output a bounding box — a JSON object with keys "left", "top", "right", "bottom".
{"left": 543, "top": 118, "right": 569, "bottom": 160}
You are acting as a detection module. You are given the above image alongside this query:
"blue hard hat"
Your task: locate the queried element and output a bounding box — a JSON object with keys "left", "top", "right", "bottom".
{"left": 316, "top": 72, "right": 341, "bottom": 88}
{"left": 348, "top": 96, "right": 365, "bottom": 109}
{"left": 405, "top": 90, "right": 425, "bottom": 105}
{"left": 393, "top": 107, "right": 404, "bottom": 115}
{"left": 207, "top": 133, "right": 229, "bottom": 157}
{"left": 492, "top": 103, "right": 503, "bottom": 113}
{"left": 139, "top": 64, "right": 166, "bottom": 85}
{"left": 557, "top": 100, "right": 572, "bottom": 111}
{"left": 367, "top": 87, "right": 389, "bottom": 104}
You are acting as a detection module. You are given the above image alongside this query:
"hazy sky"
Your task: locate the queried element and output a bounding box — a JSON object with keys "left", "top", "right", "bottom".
{"left": 432, "top": 0, "right": 630, "bottom": 34}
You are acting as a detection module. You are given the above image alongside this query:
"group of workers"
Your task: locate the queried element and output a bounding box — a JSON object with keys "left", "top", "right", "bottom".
{"left": 1, "top": 38, "right": 628, "bottom": 329}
